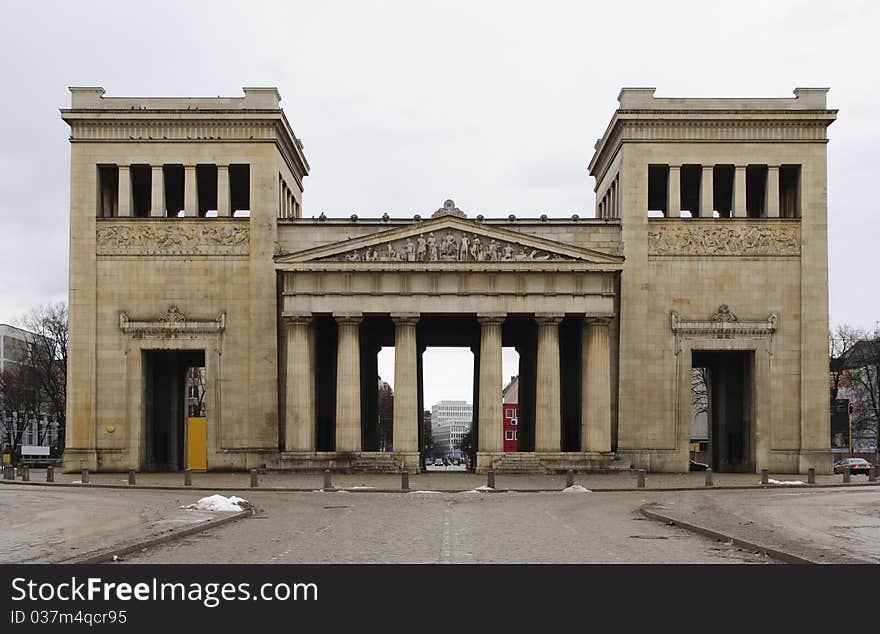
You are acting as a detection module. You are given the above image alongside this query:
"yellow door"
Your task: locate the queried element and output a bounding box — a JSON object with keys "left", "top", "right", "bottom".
{"left": 186, "top": 417, "right": 207, "bottom": 471}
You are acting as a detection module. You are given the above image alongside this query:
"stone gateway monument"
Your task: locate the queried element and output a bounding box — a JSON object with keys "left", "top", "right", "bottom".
{"left": 61, "top": 86, "right": 836, "bottom": 474}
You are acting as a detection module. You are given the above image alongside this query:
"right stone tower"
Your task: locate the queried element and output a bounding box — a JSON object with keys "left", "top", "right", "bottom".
{"left": 589, "top": 87, "right": 836, "bottom": 474}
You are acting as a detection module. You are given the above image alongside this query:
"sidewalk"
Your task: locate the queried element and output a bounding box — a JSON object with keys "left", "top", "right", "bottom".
{"left": 4, "top": 469, "right": 877, "bottom": 492}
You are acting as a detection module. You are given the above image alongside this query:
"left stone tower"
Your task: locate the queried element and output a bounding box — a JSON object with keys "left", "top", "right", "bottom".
{"left": 61, "top": 87, "right": 309, "bottom": 472}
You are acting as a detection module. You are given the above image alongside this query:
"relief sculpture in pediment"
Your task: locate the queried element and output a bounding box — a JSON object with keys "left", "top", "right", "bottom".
{"left": 325, "top": 229, "right": 574, "bottom": 263}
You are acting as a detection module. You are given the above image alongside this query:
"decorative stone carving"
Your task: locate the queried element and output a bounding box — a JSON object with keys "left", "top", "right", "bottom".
{"left": 321, "top": 228, "right": 575, "bottom": 263}
{"left": 97, "top": 222, "right": 249, "bottom": 255}
{"left": 711, "top": 304, "right": 737, "bottom": 323}
{"left": 431, "top": 199, "right": 467, "bottom": 219}
{"left": 671, "top": 305, "right": 777, "bottom": 340}
{"left": 119, "top": 305, "right": 226, "bottom": 337}
{"left": 648, "top": 223, "right": 800, "bottom": 256}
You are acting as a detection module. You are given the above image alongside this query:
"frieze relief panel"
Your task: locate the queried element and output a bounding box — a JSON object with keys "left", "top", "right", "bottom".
{"left": 648, "top": 222, "right": 800, "bottom": 256}
{"left": 320, "top": 229, "right": 576, "bottom": 263}
{"left": 97, "top": 221, "right": 249, "bottom": 256}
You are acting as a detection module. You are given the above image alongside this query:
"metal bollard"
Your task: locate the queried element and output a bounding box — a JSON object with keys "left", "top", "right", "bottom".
{"left": 323, "top": 469, "right": 332, "bottom": 489}
{"left": 705, "top": 467, "right": 713, "bottom": 487}
{"left": 401, "top": 470, "right": 409, "bottom": 490}
{"left": 843, "top": 466, "right": 851, "bottom": 483}
{"left": 184, "top": 470, "right": 192, "bottom": 486}
{"left": 46, "top": 466, "right": 54, "bottom": 483}
{"left": 5, "top": 465, "right": 13, "bottom": 480}
{"left": 566, "top": 469, "right": 575, "bottom": 488}
{"left": 487, "top": 469, "right": 496, "bottom": 489}
{"left": 637, "top": 469, "right": 646, "bottom": 488}
{"left": 81, "top": 469, "right": 90, "bottom": 484}
{"left": 128, "top": 470, "right": 136, "bottom": 486}
{"left": 808, "top": 467, "right": 816, "bottom": 484}
{"left": 870, "top": 466, "right": 877, "bottom": 483}
{"left": 22, "top": 466, "right": 29, "bottom": 482}
{"left": 250, "top": 469, "right": 259, "bottom": 488}
{"left": 761, "top": 469, "right": 769, "bottom": 485}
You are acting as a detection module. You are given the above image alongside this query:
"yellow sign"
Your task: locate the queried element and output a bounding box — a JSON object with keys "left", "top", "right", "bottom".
{"left": 187, "top": 417, "right": 207, "bottom": 471}
{"left": 2, "top": 453, "right": 10, "bottom": 464}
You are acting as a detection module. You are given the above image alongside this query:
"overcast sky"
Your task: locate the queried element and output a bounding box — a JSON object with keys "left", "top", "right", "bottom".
{"left": 0, "top": 1, "right": 877, "bottom": 405}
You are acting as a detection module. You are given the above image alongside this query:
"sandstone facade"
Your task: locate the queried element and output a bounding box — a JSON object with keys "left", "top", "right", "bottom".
{"left": 61, "top": 86, "right": 835, "bottom": 474}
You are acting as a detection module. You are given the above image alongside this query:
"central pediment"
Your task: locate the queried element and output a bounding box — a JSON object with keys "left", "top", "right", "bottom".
{"left": 276, "top": 216, "right": 623, "bottom": 268}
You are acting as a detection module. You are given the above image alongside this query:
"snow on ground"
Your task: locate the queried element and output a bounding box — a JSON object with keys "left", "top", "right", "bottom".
{"left": 183, "top": 495, "right": 251, "bottom": 512}
{"left": 562, "top": 485, "right": 592, "bottom": 493}
{"left": 767, "top": 479, "right": 805, "bottom": 486}
{"left": 473, "top": 485, "right": 494, "bottom": 492}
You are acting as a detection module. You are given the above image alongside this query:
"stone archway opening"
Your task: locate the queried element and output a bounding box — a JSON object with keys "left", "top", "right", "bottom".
{"left": 421, "top": 346, "right": 475, "bottom": 472}
{"left": 142, "top": 349, "right": 205, "bottom": 472}
{"left": 691, "top": 350, "right": 755, "bottom": 473}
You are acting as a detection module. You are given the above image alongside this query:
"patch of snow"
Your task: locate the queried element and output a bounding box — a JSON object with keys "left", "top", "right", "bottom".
{"left": 412, "top": 490, "right": 443, "bottom": 494}
{"left": 182, "top": 494, "right": 250, "bottom": 512}
{"left": 562, "top": 485, "right": 592, "bottom": 493}
{"left": 71, "top": 480, "right": 82, "bottom": 484}
{"left": 347, "top": 486, "right": 374, "bottom": 490}
{"left": 473, "top": 485, "right": 494, "bottom": 492}
{"left": 767, "top": 478, "right": 805, "bottom": 486}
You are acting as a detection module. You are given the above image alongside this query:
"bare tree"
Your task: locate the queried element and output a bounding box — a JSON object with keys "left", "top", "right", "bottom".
{"left": 691, "top": 367, "right": 710, "bottom": 417}
{"left": 829, "top": 324, "right": 860, "bottom": 401}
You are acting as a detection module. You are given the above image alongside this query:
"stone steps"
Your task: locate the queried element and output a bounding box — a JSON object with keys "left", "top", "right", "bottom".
{"left": 349, "top": 452, "right": 404, "bottom": 473}
{"left": 492, "top": 452, "right": 631, "bottom": 474}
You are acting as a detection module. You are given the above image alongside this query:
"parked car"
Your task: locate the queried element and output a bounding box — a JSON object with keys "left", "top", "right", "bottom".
{"left": 689, "top": 459, "right": 710, "bottom": 472}
{"left": 833, "top": 458, "right": 872, "bottom": 476}
{"left": 433, "top": 458, "right": 443, "bottom": 467}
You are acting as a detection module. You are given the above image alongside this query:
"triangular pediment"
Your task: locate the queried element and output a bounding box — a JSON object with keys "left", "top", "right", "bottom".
{"left": 276, "top": 216, "right": 623, "bottom": 267}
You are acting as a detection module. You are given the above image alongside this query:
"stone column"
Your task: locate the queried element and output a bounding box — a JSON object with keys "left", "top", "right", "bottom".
{"left": 335, "top": 314, "right": 362, "bottom": 453}
{"left": 700, "top": 165, "right": 713, "bottom": 218}
{"left": 477, "top": 315, "right": 504, "bottom": 454}
{"left": 217, "top": 165, "right": 231, "bottom": 217}
{"left": 284, "top": 314, "right": 315, "bottom": 451}
{"left": 535, "top": 314, "right": 562, "bottom": 452}
{"left": 733, "top": 166, "right": 747, "bottom": 218}
{"left": 392, "top": 314, "right": 419, "bottom": 454}
{"left": 667, "top": 166, "right": 680, "bottom": 218}
{"left": 582, "top": 317, "right": 612, "bottom": 453}
{"left": 766, "top": 165, "right": 780, "bottom": 218}
{"left": 184, "top": 165, "right": 198, "bottom": 217}
{"left": 150, "top": 165, "right": 164, "bottom": 217}
{"left": 118, "top": 165, "right": 131, "bottom": 217}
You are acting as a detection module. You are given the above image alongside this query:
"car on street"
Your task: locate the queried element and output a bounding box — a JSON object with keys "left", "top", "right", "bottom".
{"left": 833, "top": 457, "right": 873, "bottom": 475}
{"left": 433, "top": 458, "right": 444, "bottom": 467}
{"left": 689, "top": 459, "right": 710, "bottom": 471}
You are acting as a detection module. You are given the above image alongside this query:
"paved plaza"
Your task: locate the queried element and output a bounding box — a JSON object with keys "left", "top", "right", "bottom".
{"left": 2, "top": 476, "right": 878, "bottom": 564}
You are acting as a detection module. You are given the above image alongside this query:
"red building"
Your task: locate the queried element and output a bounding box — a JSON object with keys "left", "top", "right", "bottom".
{"left": 502, "top": 375, "right": 519, "bottom": 452}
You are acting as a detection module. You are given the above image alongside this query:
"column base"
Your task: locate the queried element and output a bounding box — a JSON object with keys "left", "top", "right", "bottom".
{"left": 797, "top": 449, "right": 833, "bottom": 475}
{"left": 62, "top": 448, "right": 98, "bottom": 473}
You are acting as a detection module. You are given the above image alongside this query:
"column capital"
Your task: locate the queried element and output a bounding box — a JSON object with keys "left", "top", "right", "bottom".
{"left": 477, "top": 313, "right": 506, "bottom": 325}
{"left": 333, "top": 312, "right": 363, "bottom": 325}
{"left": 767, "top": 164, "right": 782, "bottom": 170}
{"left": 217, "top": 164, "right": 230, "bottom": 171}
{"left": 534, "top": 312, "right": 564, "bottom": 325}
{"left": 390, "top": 312, "right": 420, "bottom": 324}
{"left": 283, "top": 312, "right": 312, "bottom": 326}
{"left": 668, "top": 164, "right": 682, "bottom": 171}
{"left": 118, "top": 164, "right": 130, "bottom": 171}
{"left": 585, "top": 314, "right": 614, "bottom": 326}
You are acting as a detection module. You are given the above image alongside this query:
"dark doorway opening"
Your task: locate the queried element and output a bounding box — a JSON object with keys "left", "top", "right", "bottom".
{"left": 691, "top": 350, "right": 754, "bottom": 473}
{"left": 143, "top": 349, "right": 205, "bottom": 472}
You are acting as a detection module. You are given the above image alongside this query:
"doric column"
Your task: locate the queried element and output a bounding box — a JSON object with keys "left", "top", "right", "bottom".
{"left": 535, "top": 314, "right": 562, "bottom": 452}
{"left": 392, "top": 314, "right": 419, "bottom": 454}
{"left": 582, "top": 317, "right": 612, "bottom": 453}
{"left": 118, "top": 165, "right": 131, "bottom": 217}
{"left": 335, "top": 314, "right": 362, "bottom": 452}
{"left": 610, "top": 181, "right": 617, "bottom": 218}
{"left": 766, "top": 165, "right": 780, "bottom": 218}
{"left": 184, "top": 165, "right": 198, "bottom": 217}
{"left": 700, "top": 165, "right": 713, "bottom": 218}
{"left": 477, "top": 314, "right": 504, "bottom": 453}
{"left": 150, "top": 165, "right": 164, "bottom": 217}
{"left": 217, "top": 165, "right": 231, "bottom": 217}
{"left": 667, "top": 165, "right": 681, "bottom": 218}
{"left": 733, "top": 166, "right": 747, "bottom": 218}
{"left": 284, "top": 314, "right": 315, "bottom": 451}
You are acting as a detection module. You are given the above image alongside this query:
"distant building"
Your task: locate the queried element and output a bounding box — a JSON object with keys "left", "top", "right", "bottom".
{"left": 431, "top": 400, "right": 472, "bottom": 457}
{"left": 0, "top": 324, "right": 61, "bottom": 452}
{"left": 502, "top": 376, "right": 519, "bottom": 452}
